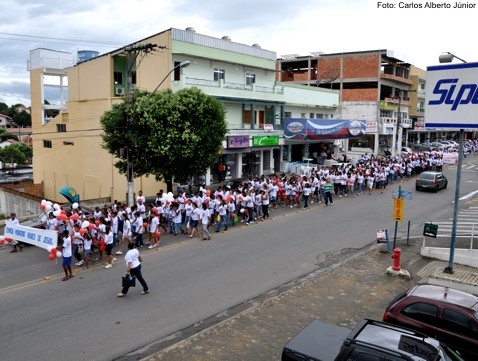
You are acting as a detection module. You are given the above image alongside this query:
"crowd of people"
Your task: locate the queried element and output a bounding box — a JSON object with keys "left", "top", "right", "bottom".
{"left": 7, "top": 140, "right": 476, "bottom": 287}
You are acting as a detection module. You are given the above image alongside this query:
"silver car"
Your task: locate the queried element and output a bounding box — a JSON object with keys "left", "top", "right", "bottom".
{"left": 415, "top": 171, "right": 448, "bottom": 192}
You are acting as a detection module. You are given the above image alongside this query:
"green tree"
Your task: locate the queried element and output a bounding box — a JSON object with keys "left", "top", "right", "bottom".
{"left": 0, "top": 143, "right": 32, "bottom": 167}
{"left": 101, "top": 87, "right": 227, "bottom": 192}
{"left": 0, "top": 129, "right": 18, "bottom": 142}
{"left": 12, "top": 110, "right": 31, "bottom": 127}
{"left": 0, "top": 102, "right": 9, "bottom": 114}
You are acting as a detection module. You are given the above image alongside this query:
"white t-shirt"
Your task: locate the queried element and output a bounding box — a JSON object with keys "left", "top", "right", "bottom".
{"left": 125, "top": 248, "right": 140, "bottom": 269}
{"left": 62, "top": 236, "right": 72, "bottom": 258}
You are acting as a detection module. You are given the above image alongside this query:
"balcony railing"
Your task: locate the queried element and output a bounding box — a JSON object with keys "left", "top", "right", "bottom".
{"left": 184, "top": 77, "right": 284, "bottom": 95}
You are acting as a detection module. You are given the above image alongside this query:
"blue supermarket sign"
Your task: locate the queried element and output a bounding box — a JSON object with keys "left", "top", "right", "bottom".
{"left": 426, "top": 62, "right": 478, "bottom": 129}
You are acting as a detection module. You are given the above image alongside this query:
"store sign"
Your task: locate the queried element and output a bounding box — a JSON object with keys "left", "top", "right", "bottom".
{"left": 228, "top": 135, "right": 250, "bottom": 148}
{"left": 426, "top": 62, "right": 478, "bottom": 129}
{"left": 284, "top": 118, "right": 366, "bottom": 140}
{"left": 366, "top": 120, "right": 378, "bottom": 133}
{"left": 252, "top": 135, "right": 279, "bottom": 147}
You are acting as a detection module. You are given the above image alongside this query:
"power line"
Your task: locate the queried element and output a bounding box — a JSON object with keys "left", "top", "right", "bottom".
{"left": 0, "top": 32, "right": 124, "bottom": 47}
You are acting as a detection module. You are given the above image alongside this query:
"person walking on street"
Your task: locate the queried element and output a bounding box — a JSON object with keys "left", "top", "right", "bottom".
{"left": 58, "top": 230, "right": 74, "bottom": 281}
{"left": 117, "top": 242, "right": 149, "bottom": 297}
{"left": 323, "top": 177, "right": 334, "bottom": 206}
{"left": 104, "top": 226, "right": 116, "bottom": 269}
{"left": 115, "top": 213, "right": 131, "bottom": 255}
{"left": 6, "top": 213, "right": 23, "bottom": 253}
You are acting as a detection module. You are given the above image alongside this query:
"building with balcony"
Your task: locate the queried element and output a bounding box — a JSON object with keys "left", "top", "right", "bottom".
{"left": 277, "top": 50, "right": 414, "bottom": 157}
{"left": 29, "top": 28, "right": 339, "bottom": 203}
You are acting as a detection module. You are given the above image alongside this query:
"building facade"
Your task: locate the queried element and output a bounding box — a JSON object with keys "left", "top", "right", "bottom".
{"left": 277, "top": 50, "right": 415, "bottom": 158}
{"left": 29, "top": 28, "right": 339, "bottom": 203}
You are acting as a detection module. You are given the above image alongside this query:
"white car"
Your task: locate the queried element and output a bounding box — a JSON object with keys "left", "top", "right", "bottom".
{"left": 400, "top": 147, "right": 412, "bottom": 154}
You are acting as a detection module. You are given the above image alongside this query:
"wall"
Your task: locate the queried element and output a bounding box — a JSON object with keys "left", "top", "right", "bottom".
{"left": 342, "top": 88, "right": 378, "bottom": 102}
{"left": 0, "top": 181, "right": 44, "bottom": 219}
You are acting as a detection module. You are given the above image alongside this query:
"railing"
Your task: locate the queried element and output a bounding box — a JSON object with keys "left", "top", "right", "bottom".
{"left": 184, "top": 77, "right": 283, "bottom": 94}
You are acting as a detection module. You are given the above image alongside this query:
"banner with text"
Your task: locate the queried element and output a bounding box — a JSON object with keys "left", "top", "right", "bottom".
{"left": 3, "top": 224, "right": 58, "bottom": 251}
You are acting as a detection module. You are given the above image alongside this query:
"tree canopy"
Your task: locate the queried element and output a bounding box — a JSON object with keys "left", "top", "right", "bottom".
{"left": 0, "top": 129, "right": 18, "bottom": 142}
{"left": 101, "top": 87, "right": 227, "bottom": 188}
{"left": 0, "top": 142, "right": 32, "bottom": 166}
{"left": 0, "top": 102, "right": 32, "bottom": 127}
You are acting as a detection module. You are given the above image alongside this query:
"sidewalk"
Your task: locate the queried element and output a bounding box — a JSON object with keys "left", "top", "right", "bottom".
{"left": 132, "top": 235, "right": 477, "bottom": 361}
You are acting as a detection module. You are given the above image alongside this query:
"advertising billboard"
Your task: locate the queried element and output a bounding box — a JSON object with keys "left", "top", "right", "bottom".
{"left": 426, "top": 62, "right": 478, "bottom": 129}
{"left": 284, "top": 118, "right": 366, "bottom": 140}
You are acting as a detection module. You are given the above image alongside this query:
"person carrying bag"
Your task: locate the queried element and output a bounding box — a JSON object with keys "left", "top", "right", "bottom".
{"left": 117, "top": 242, "right": 149, "bottom": 297}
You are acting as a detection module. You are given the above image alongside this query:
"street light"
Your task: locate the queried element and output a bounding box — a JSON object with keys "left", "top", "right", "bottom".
{"left": 148, "top": 60, "right": 190, "bottom": 99}
{"left": 439, "top": 52, "right": 468, "bottom": 65}
{"left": 126, "top": 60, "right": 191, "bottom": 206}
{"left": 438, "top": 52, "right": 467, "bottom": 274}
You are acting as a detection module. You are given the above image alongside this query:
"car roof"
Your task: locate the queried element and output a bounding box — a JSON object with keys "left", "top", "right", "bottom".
{"left": 419, "top": 171, "right": 441, "bottom": 176}
{"left": 410, "top": 284, "right": 478, "bottom": 309}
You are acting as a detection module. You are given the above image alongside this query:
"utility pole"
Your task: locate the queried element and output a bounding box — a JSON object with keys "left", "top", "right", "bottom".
{"left": 123, "top": 43, "right": 163, "bottom": 206}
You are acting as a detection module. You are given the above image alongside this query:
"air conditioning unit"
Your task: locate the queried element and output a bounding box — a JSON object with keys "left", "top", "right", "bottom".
{"left": 115, "top": 87, "right": 125, "bottom": 96}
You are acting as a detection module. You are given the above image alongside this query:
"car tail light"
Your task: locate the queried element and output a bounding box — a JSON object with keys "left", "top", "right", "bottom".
{"left": 383, "top": 312, "right": 389, "bottom": 322}
{"left": 431, "top": 179, "right": 436, "bottom": 184}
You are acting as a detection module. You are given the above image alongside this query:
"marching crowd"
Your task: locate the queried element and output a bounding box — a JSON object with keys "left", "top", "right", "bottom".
{"left": 6, "top": 140, "right": 477, "bottom": 286}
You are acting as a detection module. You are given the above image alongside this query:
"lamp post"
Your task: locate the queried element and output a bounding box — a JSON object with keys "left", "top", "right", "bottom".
{"left": 438, "top": 52, "right": 467, "bottom": 274}
{"left": 148, "top": 61, "right": 190, "bottom": 100}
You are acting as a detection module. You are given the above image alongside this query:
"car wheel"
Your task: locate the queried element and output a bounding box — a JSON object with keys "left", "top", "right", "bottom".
{"left": 415, "top": 185, "right": 420, "bottom": 191}
{"left": 434, "top": 185, "right": 438, "bottom": 193}
{"left": 443, "top": 181, "right": 447, "bottom": 189}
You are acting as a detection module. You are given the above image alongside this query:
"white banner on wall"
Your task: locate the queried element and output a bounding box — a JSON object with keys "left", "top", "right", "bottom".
{"left": 3, "top": 224, "right": 58, "bottom": 251}
{"left": 426, "top": 62, "right": 478, "bottom": 129}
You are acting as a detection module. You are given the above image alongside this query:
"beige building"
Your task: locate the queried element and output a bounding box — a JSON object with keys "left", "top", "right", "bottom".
{"left": 29, "top": 28, "right": 338, "bottom": 203}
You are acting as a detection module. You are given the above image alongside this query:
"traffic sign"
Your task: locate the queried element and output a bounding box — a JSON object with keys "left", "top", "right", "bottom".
{"left": 423, "top": 223, "right": 438, "bottom": 238}
{"left": 393, "top": 198, "right": 404, "bottom": 222}
{"left": 393, "top": 190, "right": 413, "bottom": 200}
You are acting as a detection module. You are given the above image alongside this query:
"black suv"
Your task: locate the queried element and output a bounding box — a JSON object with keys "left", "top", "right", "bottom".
{"left": 282, "top": 319, "right": 465, "bottom": 361}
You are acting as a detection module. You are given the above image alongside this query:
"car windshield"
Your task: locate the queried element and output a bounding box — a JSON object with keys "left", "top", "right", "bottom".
{"left": 420, "top": 173, "right": 435, "bottom": 180}
{"left": 440, "top": 344, "right": 466, "bottom": 361}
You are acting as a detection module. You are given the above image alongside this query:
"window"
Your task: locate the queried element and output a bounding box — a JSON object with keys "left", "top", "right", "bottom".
{"left": 214, "top": 68, "right": 225, "bottom": 82}
{"left": 245, "top": 73, "right": 255, "bottom": 85}
{"left": 174, "top": 62, "right": 182, "bottom": 81}
{"left": 301, "top": 113, "right": 306, "bottom": 118}
{"left": 56, "top": 124, "right": 66, "bottom": 132}
{"left": 114, "top": 72, "right": 123, "bottom": 85}
{"left": 309, "top": 113, "right": 315, "bottom": 119}
{"left": 284, "top": 112, "right": 292, "bottom": 118}
{"left": 43, "top": 140, "right": 52, "bottom": 148}
{"left": 316, "top": 113, "right": 324, "bottom": 119}
{"left": 442, "top": 309, "right": 478, "bottom": 339}
{"left": 401, "top": 302, "right": 438, "bottom": 324}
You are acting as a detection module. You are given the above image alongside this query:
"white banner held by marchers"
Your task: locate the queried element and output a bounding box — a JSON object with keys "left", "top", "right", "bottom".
{"left": 3, "top": 224, "right": 58, "bottom": 251}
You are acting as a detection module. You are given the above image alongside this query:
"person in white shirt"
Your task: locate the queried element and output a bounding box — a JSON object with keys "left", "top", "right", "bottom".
{"left": 6, "top": 213, "right": 22, "bottom": 253}
{"left": 117, "top": 242, "right": 148, "bottom": 297}
{"left": 115, "top": 214, "right": 131, "bottom": 255}
{"left": 104, "top": 226, "right": 116, "bottom": 269}
{"left": 148, "top": 213, "right": 160, "bottom": 249}
{"left": 58, "top": 230, "right": 74, "bottom": 280}
{"left": 200, "top": 202, "right": 211, "bottom": 240}
{"left": 189, "top": 202, "right": 201, "bottom": 238}
{"left": 133, "top": 211, "right": 145, "bottom": 248}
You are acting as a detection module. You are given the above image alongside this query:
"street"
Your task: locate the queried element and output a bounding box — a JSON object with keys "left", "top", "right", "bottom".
{"left": 1, "top": 157, "right": 477, "bottom": 361}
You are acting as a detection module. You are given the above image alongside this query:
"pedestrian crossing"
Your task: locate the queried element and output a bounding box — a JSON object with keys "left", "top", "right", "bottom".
{"left": 431, "top": 207, "right": 478, "bottom": 238}
{"left": 448, "top": 163, "right": 478, "bottom": 172}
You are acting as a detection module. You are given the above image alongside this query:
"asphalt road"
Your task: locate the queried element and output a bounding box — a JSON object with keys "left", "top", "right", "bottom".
{"left": 0, "top": 156, "right": 477, "bottom": 361}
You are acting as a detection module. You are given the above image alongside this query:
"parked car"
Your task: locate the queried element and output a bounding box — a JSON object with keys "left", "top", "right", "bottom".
{"left": 413, "top": 143, "right": 432, "bottom": 152}
{"left": 400, "top": 146, "right": 412, "bottom": 154}
{"left": 430, "top": 142, "right": 445, "bottom": 151}
{"left": 415, "top": 171, "right": 448, "bottom": 192}
{"left": 383, "top": 284, "right": 478, "bottom": 360}
{"left": 282, "top": 318, "right": 465, "bottom": 361}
